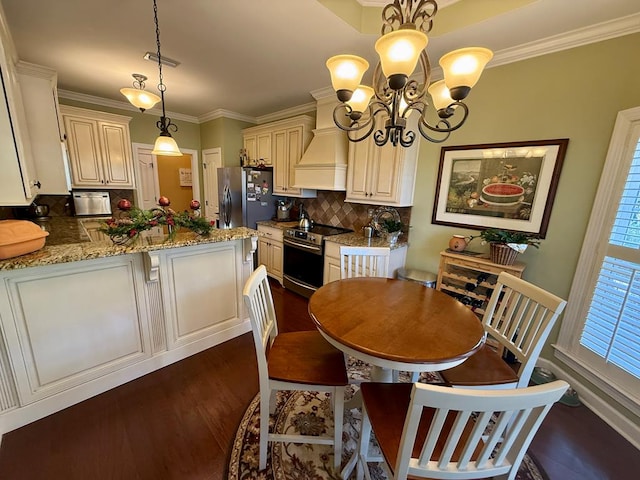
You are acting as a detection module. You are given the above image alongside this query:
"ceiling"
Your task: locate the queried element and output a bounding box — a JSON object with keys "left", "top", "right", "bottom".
{"left": 1, "top": 0, "right": 639, "bottom": 123}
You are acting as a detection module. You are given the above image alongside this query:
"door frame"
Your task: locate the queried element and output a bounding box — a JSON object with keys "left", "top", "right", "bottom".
{"left": 202, "top": 147, "right": 222, "bottom": 221}
{"left": 133, "top": 143, "right": 201, "bottom": 208}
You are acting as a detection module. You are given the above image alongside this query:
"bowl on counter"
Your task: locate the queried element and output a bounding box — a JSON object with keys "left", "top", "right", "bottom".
{"left": 0, "top": 219, "right": 49, "bottom": 260}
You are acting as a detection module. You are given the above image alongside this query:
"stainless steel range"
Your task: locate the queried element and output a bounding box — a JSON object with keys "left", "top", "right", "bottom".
{"left": 282, "top": 223, "right": 352, "bottom": 298}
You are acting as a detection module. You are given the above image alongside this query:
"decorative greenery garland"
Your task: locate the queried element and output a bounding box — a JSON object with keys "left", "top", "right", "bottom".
{"left": 99, "top": 198, "right": 214, "bottom": 244}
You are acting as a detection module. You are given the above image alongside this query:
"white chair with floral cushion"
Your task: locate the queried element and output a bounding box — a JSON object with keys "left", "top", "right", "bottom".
{"left": 243, "top": 265, "right": 348, "bottom": 471}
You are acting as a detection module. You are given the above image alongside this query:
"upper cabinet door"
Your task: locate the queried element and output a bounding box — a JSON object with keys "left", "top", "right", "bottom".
{"left": 98, "top": 121, "right": 134, "bottom": 187}
{"left": 345, "top": 137, "right": 372, "bottom": 202}
{"left": 17, "top": 63, "right": 71, "bottom": 195}
{"left": 63, "top": 115, "right": 104, "bottom": 187}
{"left": 256, "top": 132, "right": 272, "bottom": 165}
{"left": 272, "top": 129, "right": 287, "bottom": 194}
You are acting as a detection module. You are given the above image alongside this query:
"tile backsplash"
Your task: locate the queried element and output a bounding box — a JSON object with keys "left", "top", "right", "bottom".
{"left": 0, "top": 190, "right": 136, "bottom": 219}
{"left": 296, "top": 191, "right": 411, "bottom": 236}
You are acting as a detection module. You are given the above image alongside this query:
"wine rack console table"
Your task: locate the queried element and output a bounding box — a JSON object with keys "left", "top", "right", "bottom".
{"left": 436, "top": 250, "right": 526, "bottom": 318}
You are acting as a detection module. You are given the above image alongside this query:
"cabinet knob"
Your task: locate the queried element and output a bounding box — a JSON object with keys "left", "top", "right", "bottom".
{"left": 33, "top": 180, "right": 42, "bottom": 189}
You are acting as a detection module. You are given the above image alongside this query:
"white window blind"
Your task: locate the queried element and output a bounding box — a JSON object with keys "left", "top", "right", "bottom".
{"left": 557, "top": 107, "right": 640, "bottom": 414}
{"left": 581, "top": 257, "right": 640, "bottom": 378}
{"left": 579, "top": 140, "right": 640, "bottom": 380}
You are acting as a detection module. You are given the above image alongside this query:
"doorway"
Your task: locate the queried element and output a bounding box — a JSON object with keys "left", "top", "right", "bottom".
{"left": 133, "top": 143, "right": 201, "bottom": 212}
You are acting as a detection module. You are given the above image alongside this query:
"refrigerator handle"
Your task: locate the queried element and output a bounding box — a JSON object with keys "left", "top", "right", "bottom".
{"left": 222, "top": 185, "right": 232, "bottom": 228}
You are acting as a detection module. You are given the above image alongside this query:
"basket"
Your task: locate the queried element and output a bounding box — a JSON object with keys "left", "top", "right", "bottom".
{"left": 490, "top": 243, "right": 519, "bottom": 265}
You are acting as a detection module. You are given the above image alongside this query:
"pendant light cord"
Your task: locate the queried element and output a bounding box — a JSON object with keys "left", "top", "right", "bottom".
{"left": 153, "top": 0, "right": 167, "bottom": 119}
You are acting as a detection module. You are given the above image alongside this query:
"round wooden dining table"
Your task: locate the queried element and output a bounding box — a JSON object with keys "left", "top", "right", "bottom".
{"left": 308, "top": 277, "right": 485, "bottom": 382}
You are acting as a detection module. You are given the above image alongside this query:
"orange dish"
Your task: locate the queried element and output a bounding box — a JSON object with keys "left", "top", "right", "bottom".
{"left": 0, "top": 220, "right": 49, "bottom": 260}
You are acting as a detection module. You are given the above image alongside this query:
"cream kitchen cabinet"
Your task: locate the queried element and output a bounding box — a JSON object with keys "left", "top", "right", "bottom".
{"left": 0, "top": 235, "right": 256, "bottom": 433}
{"left": 257, "top": 224, "right": 284, "bottom": 284}
{"left": 243, "top": 131, "right": 272, "bottom": 166}
{"left": 323, "top": 240, "right": 408, "bottom": 284}
{"left": 0, "top": 31, "right": 40, "bottom": 205}
{"left": 345, "top": 115, "right": 419, "bottom": 206}
{"left": 243, "top": 115, "right": 316, "bottom": 198}
{"left": 61, "top": 105, "right": 134, "bottom": 189}
{"left": 17, "top": 62, "right": 71, "bottom": 195}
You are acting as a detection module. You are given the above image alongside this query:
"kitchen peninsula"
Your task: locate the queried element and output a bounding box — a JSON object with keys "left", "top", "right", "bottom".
{"left": 0, "top": 228, "right": 257, "bottom": 435}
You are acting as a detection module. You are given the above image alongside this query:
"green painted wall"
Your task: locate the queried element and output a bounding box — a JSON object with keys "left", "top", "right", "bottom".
{"left": 406, "top": 33, "right": 640, "bottom": 421}
{"left": 200, "top": 116, "right": 254, "bottom": 167}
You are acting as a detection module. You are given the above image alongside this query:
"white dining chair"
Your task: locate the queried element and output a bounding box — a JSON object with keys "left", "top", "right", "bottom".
{"left": 356, "top": 379, "right": 569, "bottom": 480}
{"left": 440, "top": 272, "right": 567, "bottom": 389}
{"left": 340, "top": 246, "right": 390, "bottom": 279}
{"left": 243, "top": 265, "right": 348, "bottom": 471}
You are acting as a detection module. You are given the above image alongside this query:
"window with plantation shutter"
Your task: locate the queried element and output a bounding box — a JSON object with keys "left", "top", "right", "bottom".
{"left": 556, "top": 107, "right": 640, "bottom": 415}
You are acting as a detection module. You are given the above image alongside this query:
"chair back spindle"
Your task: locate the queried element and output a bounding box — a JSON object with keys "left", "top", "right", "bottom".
{"left": 340, "top": 246, "right": 390, "bottom": 279}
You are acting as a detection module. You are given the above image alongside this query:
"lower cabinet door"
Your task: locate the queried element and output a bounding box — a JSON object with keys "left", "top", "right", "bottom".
{"left": 2, "top": 255, "right": 151, "bottom": 404}
{"left": 161, "top": 243, "right": 242, "bottom": 348}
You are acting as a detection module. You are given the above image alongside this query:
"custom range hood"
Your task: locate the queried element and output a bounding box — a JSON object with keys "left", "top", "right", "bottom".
{"left": 294, "top": 95, "right": 348, "bottom": 191}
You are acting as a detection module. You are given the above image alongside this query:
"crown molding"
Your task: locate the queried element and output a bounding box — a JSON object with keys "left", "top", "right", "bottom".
{"left": 255, "top": 101, "right": 317, "bottom": 125}
{"left": 198, "top": 109, "right": 256, "bottom": 124}
{"left": 57, "top": 89, "right": 199, "bottom": 124}
{"left": 490, "top": 13, "right": 640, "bottom": 68}
{"left": 16, "top": 61, "right": 57, "bottom": 79}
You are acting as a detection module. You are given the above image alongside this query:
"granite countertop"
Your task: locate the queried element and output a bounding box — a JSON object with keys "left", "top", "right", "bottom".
{"left": 256, "top": 220, "right": 298, "bottom": 230}
{"left": 326, "top": 232, "right": 408, "bottom": 250}
{"left": 0, "top": 224, "right": 258, "bottom": 272}
{"left": 256, "top": 220, "right": 407, "bottom": 249}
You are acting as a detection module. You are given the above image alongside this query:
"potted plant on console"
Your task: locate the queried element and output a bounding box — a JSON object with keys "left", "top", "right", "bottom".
{"left": 479, "top": 228, "right": 540, "bottom": 265}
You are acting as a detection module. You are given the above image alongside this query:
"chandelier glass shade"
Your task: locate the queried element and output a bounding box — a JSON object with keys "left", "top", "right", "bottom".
{"left": 326, "top": 0, "right": 493, "bottom": 147}
{"left": 120, "top": 74, "right": 160, "bottom": 112}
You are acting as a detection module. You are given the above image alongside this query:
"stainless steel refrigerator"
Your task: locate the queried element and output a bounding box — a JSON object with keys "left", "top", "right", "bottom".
{"left": 217, "top": 167, "right": 278, "bottom": 229}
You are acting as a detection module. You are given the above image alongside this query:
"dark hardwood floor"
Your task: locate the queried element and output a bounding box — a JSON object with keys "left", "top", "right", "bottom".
{"left": 0, "top": 280, "right": 638, "bottom": 479}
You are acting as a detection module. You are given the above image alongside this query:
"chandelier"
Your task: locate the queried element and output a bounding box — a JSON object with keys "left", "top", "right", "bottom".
{"left": 121, "top": 0, "right": 182, "bottom": 156}
{"left": 326, "top": 0, "right": 493, "bottom": 147}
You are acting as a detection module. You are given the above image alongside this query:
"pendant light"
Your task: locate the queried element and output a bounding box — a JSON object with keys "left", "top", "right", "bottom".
{"left": 150, "top": 0, "right": 181, "bottom": 156}
{"left": 120, "top": 73, "right": 160, "bottom": 112}
{"left": 326, "top": 0, "right": 493, "bottom": 147}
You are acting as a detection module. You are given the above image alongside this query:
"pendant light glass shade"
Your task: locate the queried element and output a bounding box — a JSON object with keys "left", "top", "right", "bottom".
{"left": 346, "top": 86, "right": 375, "bottom": 113}
{"left": 120, "top": 87, "right": 161, "bottom": 111}
{"left": 152, "top": 134, "right": 182, "bottom": 156}
{"left": 427, "top": 80, "right": 455, "bottom": 111}
{"left": 326, "top": 55, "right": 369, "bottom": 100}
{"left": 439, "top": 47, "right": 493, "bottom": 93}
{"left": 375, "top": 29, "right": 428, "bottom": 79}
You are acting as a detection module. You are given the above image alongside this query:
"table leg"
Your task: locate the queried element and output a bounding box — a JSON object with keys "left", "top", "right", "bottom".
{"left": 370, "top": 365, "right": 394, "bottom": 382}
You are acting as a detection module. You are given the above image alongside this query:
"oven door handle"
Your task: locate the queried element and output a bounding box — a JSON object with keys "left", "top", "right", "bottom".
{"left": 284, "top": 238, "right": 322, "bottom": 254}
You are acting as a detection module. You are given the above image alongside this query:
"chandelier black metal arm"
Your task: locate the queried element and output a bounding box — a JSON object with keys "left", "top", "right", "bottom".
{"left": 327, "top": 0, "right": 492, "bottom": 148}
{"left": 381, "top": 0, "right": 437, "bottom": 34}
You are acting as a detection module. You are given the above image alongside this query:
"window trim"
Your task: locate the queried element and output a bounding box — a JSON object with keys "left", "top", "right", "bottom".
{"left": 555, "top": 106, "right": 640, "bottom": 417}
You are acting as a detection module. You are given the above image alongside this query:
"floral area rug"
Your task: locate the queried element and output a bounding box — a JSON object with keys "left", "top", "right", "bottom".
{"left": 228, "top": 357, "right": 548, "bottom": 480}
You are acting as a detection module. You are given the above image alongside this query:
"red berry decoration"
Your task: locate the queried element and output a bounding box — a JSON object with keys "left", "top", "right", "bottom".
{"left": 117, "top": 198, "right": 132, "bottom": 211}
{"left": 190, "top": 199, "right": 201, "bottom": 210}
{"left": 158, "top": 196, "right": 171, "bottom": 206}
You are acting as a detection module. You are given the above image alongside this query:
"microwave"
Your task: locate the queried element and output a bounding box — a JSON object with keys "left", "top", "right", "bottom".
{"left": 72, "top": 191, "right": 112, "bottom": 216}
